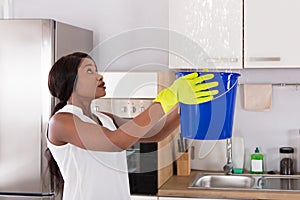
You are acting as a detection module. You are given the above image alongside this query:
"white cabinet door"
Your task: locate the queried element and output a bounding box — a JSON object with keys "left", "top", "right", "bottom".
{"left": 169, "top": 0, "right": 243, "bottom": 70}
{"left": 159, "top": 198, "right": 199, "bottom": 200}
{"left": 244, "top": 0, "right": 300, "bottom": 68}
{"left": 159, "top": 198, "right": 197, "bottom": 200}
{"left": 131, "top": 195, "right": 157, "bottom": 200}
{"left": 159, "top": 197, "right": 238, "bottom": 200}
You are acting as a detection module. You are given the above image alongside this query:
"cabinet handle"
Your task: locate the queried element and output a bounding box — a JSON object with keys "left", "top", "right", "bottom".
{"left": 247, "top": 57, "right": 281, "bottom": 62}
{"left": 206, "top": 57, "right": 238, "bottom": 63}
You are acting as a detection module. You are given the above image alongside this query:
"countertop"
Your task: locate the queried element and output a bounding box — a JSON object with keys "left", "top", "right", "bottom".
{"left": 158, "top": 170, "right": 300, "bottom": 200}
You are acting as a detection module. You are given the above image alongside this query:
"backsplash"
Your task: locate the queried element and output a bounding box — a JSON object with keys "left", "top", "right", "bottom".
{"left": 233, "top": 81, "right": 300, "bottom": 173}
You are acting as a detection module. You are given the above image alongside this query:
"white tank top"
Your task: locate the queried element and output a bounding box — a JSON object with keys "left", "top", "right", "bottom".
{"left": 47, "top": 105, "right": 131, "bottom": 200}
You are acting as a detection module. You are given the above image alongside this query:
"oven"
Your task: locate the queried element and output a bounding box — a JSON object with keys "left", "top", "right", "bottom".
{"left": 92, "top": 98, "right": 158, "bottom": 194}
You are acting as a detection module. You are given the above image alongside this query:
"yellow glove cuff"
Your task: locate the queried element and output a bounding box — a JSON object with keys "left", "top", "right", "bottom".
{"left": 153, "top": 88, "right": 177, "bottom": 113}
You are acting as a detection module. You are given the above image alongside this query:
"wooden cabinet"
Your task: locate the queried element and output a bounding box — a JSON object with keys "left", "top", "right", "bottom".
{"left": 169, "top": 0, "right": 243, "bottom": 70}
{"left": 244, "top": 0, "right": 300, "bottom": 68}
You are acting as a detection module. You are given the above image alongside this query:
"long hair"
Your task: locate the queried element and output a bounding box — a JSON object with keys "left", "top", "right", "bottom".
{"left": 45, "top": 52, "right": 93, "bottom": 194}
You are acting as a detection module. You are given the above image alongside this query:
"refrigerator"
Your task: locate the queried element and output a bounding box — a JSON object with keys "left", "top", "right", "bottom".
{"left": 0, "top": 19, "right": 93, "bottom": 199}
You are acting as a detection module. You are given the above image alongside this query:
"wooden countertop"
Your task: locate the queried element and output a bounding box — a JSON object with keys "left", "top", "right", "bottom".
{"left": 158, "top": 171, "right": 300, "bottom": 200}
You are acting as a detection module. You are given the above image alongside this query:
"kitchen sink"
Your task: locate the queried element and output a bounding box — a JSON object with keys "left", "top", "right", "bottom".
{"left": 189, "top": 173, "right": 300, "bottom": 192}
{"left": 258, "top": 176, "right": 300, "bottom": 191}
{"left": 189, "top": 173, "right": 256, "bottom": 190}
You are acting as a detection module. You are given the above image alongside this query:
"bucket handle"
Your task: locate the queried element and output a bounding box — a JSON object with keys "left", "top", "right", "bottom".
{"left": 210, "top": 79, "right": 239, "bottom": 102}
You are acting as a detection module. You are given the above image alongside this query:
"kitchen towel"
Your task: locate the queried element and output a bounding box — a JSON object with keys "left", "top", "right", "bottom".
{"left": 243, "top": 84, "right": 272, "bottom": 111}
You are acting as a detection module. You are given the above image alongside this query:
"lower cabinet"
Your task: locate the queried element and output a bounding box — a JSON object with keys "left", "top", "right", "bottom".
{"left": 131, "top": 195, "right": 158, "bottom": 200}
{"left": 131, "top": 196, "right": 251, "bottom": 200}
{"left": 158, "top": 197, "right": 244, "bottom": 200}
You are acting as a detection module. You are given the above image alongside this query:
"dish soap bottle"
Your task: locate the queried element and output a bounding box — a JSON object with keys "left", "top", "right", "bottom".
{"left": 250, "top": 147, "right": 264, "bottom": 174}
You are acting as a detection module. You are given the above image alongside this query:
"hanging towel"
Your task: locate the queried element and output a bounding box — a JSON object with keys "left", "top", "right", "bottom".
{"left": 243, "top": 84, "right": 272, "bottom": 111}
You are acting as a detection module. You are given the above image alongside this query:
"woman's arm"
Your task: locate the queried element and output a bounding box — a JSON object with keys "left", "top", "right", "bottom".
{"left": 138, "top": 105, "right": 180, "bottom": 142}
{"left": 101, "top": 107, "right": 179, "bottom": 142}
{"left": 49, "top": 72, "right": 215, "bottom": 152}
{"left": 48, "top": 102, "right": 166, "bottom": 152}
{"left": 101, "top": 106, "right": 179, "bottom": 142}
{"left": 101, "top": 112, "right": 130, "bottom": 127}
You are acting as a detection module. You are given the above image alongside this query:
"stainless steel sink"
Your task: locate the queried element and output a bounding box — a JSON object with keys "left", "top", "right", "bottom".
{"left": 189, "top": 173, "right": 256, "bottom": 190}
{"left": 189, "top": 173, "right": 300, "bottom": 192}
{"left": 258, "top": 176, "right": 300, "bottom": 191}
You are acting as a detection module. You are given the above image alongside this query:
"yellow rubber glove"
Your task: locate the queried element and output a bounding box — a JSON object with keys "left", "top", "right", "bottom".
{"left": 153, "top": 72, "right": 219, "bottom": 113}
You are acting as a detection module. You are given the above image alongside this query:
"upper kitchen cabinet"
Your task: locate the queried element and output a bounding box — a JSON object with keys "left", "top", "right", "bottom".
{"left": 244, "top": 0, "right": 300, "bottom": 68}
{"left": 169, "top": 0, "right": 243, "bottom": 70}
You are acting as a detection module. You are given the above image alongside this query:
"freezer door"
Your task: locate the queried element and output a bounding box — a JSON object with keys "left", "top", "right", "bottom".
{"left": 0, "top": 20, "right": 53, "bottom": 194}
{"left": 55, "top": 21, "right": 93, "bottom": 60}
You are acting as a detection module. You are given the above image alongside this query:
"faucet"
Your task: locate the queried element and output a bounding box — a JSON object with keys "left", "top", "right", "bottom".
{"left": 223, "top": 137, "right": 233, "bottom": 175}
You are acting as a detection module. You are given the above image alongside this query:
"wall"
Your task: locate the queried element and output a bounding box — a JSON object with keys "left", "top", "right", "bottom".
{"left": 234, "top": 69, "right": 300, "bottom": 172}
{"left": 12, "top": 0, "right": 300, "bottom": 173}
{"left": 13, "top": 0, "right": 169, "bottom": 71}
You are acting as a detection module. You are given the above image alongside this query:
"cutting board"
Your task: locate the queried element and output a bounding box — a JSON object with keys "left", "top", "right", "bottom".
{"left": 190, "top": 137, "right": 245, "bottom": 171}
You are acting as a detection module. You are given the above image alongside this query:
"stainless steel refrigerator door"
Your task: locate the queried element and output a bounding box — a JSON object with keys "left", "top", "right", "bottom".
{"left": 0, "top": 19, "right": 53, "bottom": 195}
{"left": 0, "top": 19, "right": 92, "bottom": 198}
{"left": 0, "top": 195, "right": 54, "bottom": 200}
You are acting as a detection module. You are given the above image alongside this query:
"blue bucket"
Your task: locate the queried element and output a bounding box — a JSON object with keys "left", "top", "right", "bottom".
{"left": 176, "top": 71, "right": 240, "bottom": 140}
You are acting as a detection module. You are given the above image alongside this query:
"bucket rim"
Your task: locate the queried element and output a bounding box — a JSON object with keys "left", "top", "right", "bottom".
{"left": 175, "top": 71, "right": 241, "bottom": 77}
{"left": 199, "top": 71, "right": 241, "bottom": 77}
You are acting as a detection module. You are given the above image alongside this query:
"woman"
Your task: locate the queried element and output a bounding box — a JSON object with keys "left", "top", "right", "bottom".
{"left": 46, "top": 52, "right": 218, "bottom": 199}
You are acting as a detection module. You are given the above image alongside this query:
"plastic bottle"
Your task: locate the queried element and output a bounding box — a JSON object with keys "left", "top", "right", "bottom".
{"left": 250, "top": 147, "right": 264, "bottom": 174}
{"left": 232, "top": 137, "right": 244, "bottom": 174}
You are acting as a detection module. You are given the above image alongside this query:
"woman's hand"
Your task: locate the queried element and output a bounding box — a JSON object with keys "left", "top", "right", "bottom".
{"left": 153, "top": 72, "right": 219, "bottom": 113}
